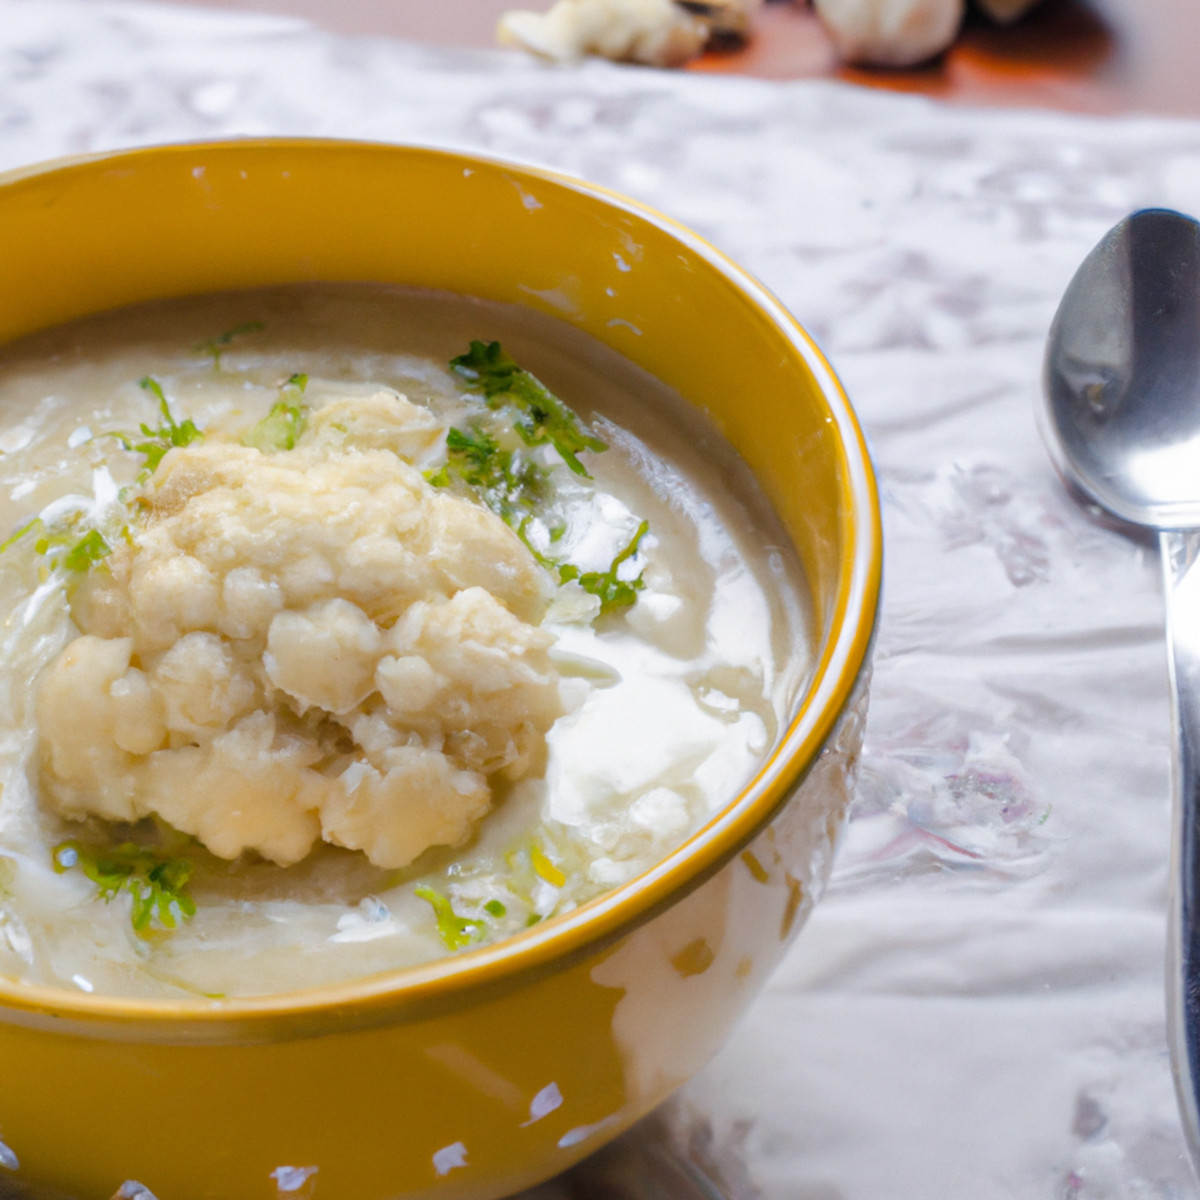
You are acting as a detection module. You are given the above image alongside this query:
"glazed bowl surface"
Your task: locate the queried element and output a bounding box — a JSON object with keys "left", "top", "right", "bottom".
{"left": 0, "top": 139, "right": 880, "bottom": 1200}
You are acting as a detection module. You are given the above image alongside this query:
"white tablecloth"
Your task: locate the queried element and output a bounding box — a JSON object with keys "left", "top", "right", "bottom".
{"left": 3, "top": 2, "right": 1200, "bottom": 1195}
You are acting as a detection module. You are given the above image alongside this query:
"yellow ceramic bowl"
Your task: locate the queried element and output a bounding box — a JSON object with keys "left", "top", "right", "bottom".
{"left": 0, "top": 140, "right": 880, "bottom": 1200}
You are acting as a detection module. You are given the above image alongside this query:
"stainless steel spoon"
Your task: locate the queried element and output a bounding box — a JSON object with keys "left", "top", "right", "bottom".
{"left": 1044, "top": 206, "right": 1200, "bottom": 1172}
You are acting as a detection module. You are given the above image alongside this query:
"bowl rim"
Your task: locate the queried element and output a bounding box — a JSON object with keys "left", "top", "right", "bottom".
{"left": 0, "top": 137, "right": 882, "bottom": 1034}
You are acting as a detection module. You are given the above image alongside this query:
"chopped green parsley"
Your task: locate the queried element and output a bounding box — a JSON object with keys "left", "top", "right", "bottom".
{"left": 0, "top": 518, "right": 111, "bottom": 575}
{"left": 434, "top": 343, "right": 651, "bottom": 617}
{"left": 426, "top": 424, "right": 548, "bottom": 528}
{"left": 450, "top": 340, "right": 607, "bottom": 477}
{"left": 559, "top": 520, "right": 649, "bottom": 615}
{"left": 245, "top": 373, "right": 308, "bottom": 452}
{"left": 521, "top": 518, "right": 649, "bottom": 617}
{"left": 53, "top": 840, "right": 196, "bottom": 934}
{"left": 415, "top": 885, "right": 485, "bottom": 951}
{"left": 0, "top": 517, "right": 41, "bottom": 556}
{"left": 106, "top": 377, "right": 204, "bottom": 479}
{"left": 195, "top": 320, "right": 265, "bottom": 368}
{"left": 61, "top": 529, "right": 112, "bottom": 573}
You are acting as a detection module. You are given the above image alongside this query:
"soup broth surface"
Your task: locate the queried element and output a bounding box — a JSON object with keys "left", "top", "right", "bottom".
{"left": 0, "top": 285, "right": 809, "bottom": 999}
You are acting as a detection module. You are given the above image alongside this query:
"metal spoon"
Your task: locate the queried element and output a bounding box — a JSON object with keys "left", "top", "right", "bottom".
{"left": 1044, "top": 207, "right": 1200, "bottom": 1173}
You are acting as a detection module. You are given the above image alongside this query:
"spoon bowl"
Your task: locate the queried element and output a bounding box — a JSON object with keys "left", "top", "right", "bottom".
{"left": 1046, "top": 208, "right": 1200, "bottom": 529}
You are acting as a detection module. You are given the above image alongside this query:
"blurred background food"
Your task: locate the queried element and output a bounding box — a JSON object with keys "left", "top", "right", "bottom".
{"left": 496, "top": 0, "right": 1048, "bottom": 69}
{"left": 496, "top": 0, "right": 763, "bottom": 67}
{"left": 121, "top": 0, "right": 1200, "bottom": 116}
{"left": 809, "top": 0, "right": 971, "bottom": 68}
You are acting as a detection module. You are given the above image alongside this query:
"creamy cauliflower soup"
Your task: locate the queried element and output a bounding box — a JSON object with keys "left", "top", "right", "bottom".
{"left": 0, "top": 286, "right": 809, "bottom": 999}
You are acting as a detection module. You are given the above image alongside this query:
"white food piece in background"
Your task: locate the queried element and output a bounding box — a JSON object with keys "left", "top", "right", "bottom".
{"left": 814, "top": 0, "right": 965, "bottom": 67}
{"left": 35, "top": 390, "right": 563, "bottom": 870}
{"left": 498, "top": 0, "right": 710, "bottom": 67}
{"left": 973, "top": 0, "right": 1041, "bottom": 22}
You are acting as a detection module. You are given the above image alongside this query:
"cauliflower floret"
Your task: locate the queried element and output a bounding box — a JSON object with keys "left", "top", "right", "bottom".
{"left": 37, "top": 391, "right": 564, "bottom": 870}
{"left": 379, "top": 587, "right": 561, "bottom": 779}
{"left": 153, "top": 632, "right": 259, "bottom": 739}
{"left": 93, "top": 438, "right": 550, "bottom": 635}
{"left": 109, "top": 668, "right": 168, "bottom": 757}
{"left": 138, "top": 712, "right": 325, "bottom": 867}
{"left": 265, "top": 599, "right": 381, "bottom": 717}
{"left": 374, "top": 655, "right": 442, "bottom": 715}
{"left": 218, "top": 567, "right": 284, "bottom": 641}
{"left": 498, "top": 0, "right": 710, "bottom": 66}
{"left": 128, "top": 553, "right": 222, "bottom": 652}
{"left": 36, "top": 636, "right": 157, "bottom": 820}
{"left": 320, "top": 747, "right": 491, "bottom": 869}
{"left": 813, "top": 0, "right": 964, "bottom": 67}
{"left": 305, "top": 390, "right": 441, "bottom": 460}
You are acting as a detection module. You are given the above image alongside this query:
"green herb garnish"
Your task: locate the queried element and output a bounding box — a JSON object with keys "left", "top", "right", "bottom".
{"left": 484, "top": 899, "right": 507, "bottom": 918}
{"left": 33, "top": 526, "right": 73, "bottom": 556}
{"left": 245, "top": 373, "right": 308, "bottom": 452}
{"left": 438, "top": 343, "right": 648, "bottom": 617}
{"left": 106, "top": 377, "right": 204, "bottom": 480}
{"left": 415, "top": 885, "right": 485, "bottom": 951}
{"left": 195, "top": 321, "right": 265, "bottom": 368}
{"left": 427, "top": 424, "right": 548, "bottom": 528}
{"left": 557, "top": 520, "right": 649, "bottom": 615}
{"left": 61, "top": 530, "right": 111, "bottom": 572}
{"left": 0, "top": 517, "right": 42, "bottom": 556}
{"left": 435, "top": 425, "right": 502, "bottom": 487}
{"left": 53, "top": 841, "right": 196, "bottom": 933}
{"left": 1, "top": 518, "right": 111, "bottom": 575}
{"left": 450, "top": 341, "right": 607, "bottom": 477}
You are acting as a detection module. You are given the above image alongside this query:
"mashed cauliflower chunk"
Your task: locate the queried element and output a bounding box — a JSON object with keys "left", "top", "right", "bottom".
{"left": 35, "top": 392, "right": 563, "bottom": 869}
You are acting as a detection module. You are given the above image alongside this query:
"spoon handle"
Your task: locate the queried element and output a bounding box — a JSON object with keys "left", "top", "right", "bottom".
{"left": 1161, "top": 528, "right": 1200, "bottom": 1169}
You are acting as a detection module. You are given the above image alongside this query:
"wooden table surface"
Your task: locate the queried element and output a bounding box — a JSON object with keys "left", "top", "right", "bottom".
{"left": 129, "top": 0, "right": 1200, "bottom": 117}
